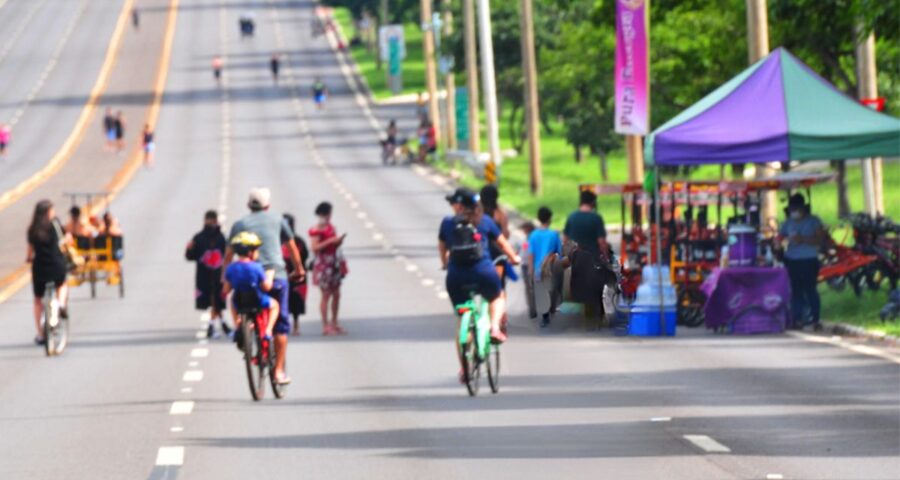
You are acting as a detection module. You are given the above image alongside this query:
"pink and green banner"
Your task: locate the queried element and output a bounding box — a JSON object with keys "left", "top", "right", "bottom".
{"left": 615, "top": 0, "right": 649, "bottom": 135}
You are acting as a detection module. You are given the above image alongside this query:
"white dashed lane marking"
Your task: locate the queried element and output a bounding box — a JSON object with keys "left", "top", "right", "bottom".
{"left": 170, "top": 426, "right": 184, "bottom": 433}
{"left": 155, "top": 447, "right": 184, "bottom": 466}
{"left": 180, "top": 387, "right": 192, "bottom": 394}
{"left": 190, "top": 348, "right": 208, "bottom": 358}
{"left": 182, "top": 370, "right": 203, "bottom": 382}
{"left": 169, "top": 401, "right": 194, "bottom": 415}
{"left": 683, "top": 435, "right": 731, "bottom": 453}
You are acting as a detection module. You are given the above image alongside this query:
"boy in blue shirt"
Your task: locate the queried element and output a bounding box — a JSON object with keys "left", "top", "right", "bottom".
{"left": 223, "top": 232, "right": 279, "bottom": 340}
{"left": 527, "top": 206, "right": 562, "bottom": 327}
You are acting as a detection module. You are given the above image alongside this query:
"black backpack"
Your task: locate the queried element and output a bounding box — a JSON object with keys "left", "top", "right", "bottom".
{"left": 449, "top": 216, "right": 483, "bottom": 266}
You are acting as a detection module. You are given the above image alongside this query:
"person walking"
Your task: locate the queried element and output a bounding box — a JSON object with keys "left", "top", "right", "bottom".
{"left": 779, "top": 193, "right": 825, "bottom": 330}
{"left": 309, "top": 202, "right": 347, "bottom": 336}
{"left": 224, "top": 188, "right": 304, "bottom": 384}
{"left": 212, "top": 55, "right": 223, "bottom": 85}
{"left": 270, "top": 53, "right": 281, "bottom": 84}
{"left": 114, "top": 111, "right": 126, "bottom": 154}
{"left": 186, "top": 210, "right": 231, "bottom": 338}
{"left": 282, "top": 213, "right": 310, "bottom": 336}
{"left": 141, "top": 124, "right": 155, "bottom": 167}
{"left": 528, "top": 206, "right": 562, "bottom": 328}
{"left": 26, "top": 200, "right": 70, "bottom": 345}
{"left": 0, "top": 123, "right": 10, "bottom": 161}
{"left": 312, "top": 78, "right": 328, "bottom": 110}
{"left": 564, "top": 189, "right": 612, "bottom": 329}
{"left": 103, "top": 108, "right": 116, "bottom": 151}
{"left": 131, "top": 7, "right": 140, "bottom": 30}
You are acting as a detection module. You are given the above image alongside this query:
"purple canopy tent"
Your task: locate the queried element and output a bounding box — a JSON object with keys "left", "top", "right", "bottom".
{"left": 641, "top": 48, "right": 900, "bottom": 334}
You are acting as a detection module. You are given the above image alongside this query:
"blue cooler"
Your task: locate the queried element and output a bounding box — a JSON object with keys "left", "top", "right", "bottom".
{"left": 628, "top": 305, "right": 677, "bottom": 336}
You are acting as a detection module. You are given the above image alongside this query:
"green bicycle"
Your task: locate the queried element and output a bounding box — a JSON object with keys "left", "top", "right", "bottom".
{"left": 456, "top": 291, "right": 501, "bottom": 396}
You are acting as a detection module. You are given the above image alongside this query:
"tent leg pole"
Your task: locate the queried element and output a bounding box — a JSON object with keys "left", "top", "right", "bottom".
{"left": 654, "top": 166, "right": 666, "bottom": 335}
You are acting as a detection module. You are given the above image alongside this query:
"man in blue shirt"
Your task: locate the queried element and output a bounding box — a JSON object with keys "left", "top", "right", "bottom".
{"left": 438, "top": 188, "right": 520, "bottom": 349}
{"left": 527, "top": 206, "right": 562, "bottom": 327}
{"left": 778, "top": 193, "right": 825, "bottom": 330}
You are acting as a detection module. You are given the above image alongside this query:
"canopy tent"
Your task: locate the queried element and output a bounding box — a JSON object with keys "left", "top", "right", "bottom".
{"left": 645, "top": 48, "right": 900, "bottom": 167}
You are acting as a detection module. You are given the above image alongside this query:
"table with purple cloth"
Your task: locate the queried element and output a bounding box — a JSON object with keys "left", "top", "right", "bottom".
{"left": 701, "top": 267, "right": 790, "bottom": 334}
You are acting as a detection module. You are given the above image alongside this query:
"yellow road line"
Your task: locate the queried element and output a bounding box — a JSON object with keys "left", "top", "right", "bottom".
{"left": 0, "top": 0, "right": 134, "bottom": 213}
{"left": 0, "top": 0, "right": 180, "bottom": 305}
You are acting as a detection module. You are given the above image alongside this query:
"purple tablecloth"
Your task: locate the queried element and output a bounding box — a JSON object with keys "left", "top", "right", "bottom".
{"left": 701, "top": 267, "right": 790, "bottom": 334}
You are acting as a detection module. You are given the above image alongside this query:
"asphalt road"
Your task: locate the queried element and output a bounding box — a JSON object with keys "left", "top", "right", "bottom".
{"left": 0, "top": 1, "right": 898, "bottom": 479}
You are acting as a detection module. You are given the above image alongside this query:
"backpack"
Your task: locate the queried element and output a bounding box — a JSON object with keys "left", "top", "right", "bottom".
{"left": 449, "top": 216, "right": 483, "bottom": 266}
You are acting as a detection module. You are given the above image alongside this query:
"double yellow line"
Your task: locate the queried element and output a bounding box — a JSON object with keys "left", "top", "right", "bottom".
{"left": 0, "top": 0, "right": 180, "bottom": 304}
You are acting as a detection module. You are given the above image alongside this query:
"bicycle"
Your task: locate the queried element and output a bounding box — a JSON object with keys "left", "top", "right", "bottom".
{"left": 456, "top": 288, "right": 501, "bottom": 396}
{"left": 234, "top": 292, "right": 285, "bottom": 401}
{"left": 42, "top": 282, "right": 68, "bottom": 356}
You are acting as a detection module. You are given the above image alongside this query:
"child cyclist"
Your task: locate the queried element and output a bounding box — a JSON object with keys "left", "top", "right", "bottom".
{"left": 223, "top": 232, "right": 279, "bottom": 341}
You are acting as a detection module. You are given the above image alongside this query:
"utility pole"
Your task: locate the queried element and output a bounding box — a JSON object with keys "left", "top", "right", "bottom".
{"left": 856, "top": 26, "right": 883, "bottom": 215}
{"left": 442, "top": 0, "right": 457, "bottom": 150}
{"left": 520, "top": 0, "right": 541, "bottom": 194}
{"left": 377, "top": 0, "right": 388, "bottom": 71}
{"left": 476, "top": 0, "right": 501, "bottom": 177}
{"left": 745, "top": 0, "right": 775, "bottom": 222}
{"left": 421, "top": 0, "right": 441, "bottom": 142}
{"left": 463, "top": 0, "right": 480, "bottom": 153}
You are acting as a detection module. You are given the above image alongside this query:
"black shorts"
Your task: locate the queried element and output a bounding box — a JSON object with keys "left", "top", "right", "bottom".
{"left": 33, "top": 272, "right": 66, "bottom": 298}
{"left": 195, "top": 284, "right": 225, "bottom": 311}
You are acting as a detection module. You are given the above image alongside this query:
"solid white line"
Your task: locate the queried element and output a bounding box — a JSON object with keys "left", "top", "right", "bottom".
{"left": 191, "top": 348, "right": 209, "bottom": 358}
{"left": 169, "top": 401, "right": 194, "bottom": 415}
{"left": 683, "top": 435, "right": 731, "bottom": 453}
{"left": 789, "top": 331, "right": 900, "bottom": 364}
{"left": 155, "top": 446, "right": 184, "bottom": 466}
{"left": 182, "top": 370, "right": 203, "bottom": 382}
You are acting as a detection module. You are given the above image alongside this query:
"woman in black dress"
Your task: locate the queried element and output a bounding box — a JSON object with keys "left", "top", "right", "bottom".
{"left": 26, "top": 200, "right": 70, "bottom": 345}
{"left": 282, "top": 214, "right": 309, "bottom": 336}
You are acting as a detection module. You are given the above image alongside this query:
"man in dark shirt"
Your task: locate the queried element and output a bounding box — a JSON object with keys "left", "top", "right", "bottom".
{"left": 563, "top": 189, "right": 608, "bottom": 256}
{"left": 185, "top": 210, "right": 230, "bottom": 338}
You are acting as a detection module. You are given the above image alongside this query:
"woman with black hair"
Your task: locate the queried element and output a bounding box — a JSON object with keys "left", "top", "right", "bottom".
{"left": 778, "top": 193, "right": 825, "bottom": 330}
{"left": 309, "top": 202, "right": 348, "bottom": 335}
{"left": 282, "top": 213, "right": 310, "bottom": 336}
{"left": 26, "top": 200, "right": 70, "bottom": 345}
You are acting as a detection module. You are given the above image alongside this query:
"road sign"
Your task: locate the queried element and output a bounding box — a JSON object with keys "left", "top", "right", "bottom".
{"left": 378, "top": 25, "right": 406, "bottom": 62}
{"left": 484, "top": 160, "right": 497, "bottom": 184}
{"left": 455, "top": 87, "right": 469, "bottom": 146}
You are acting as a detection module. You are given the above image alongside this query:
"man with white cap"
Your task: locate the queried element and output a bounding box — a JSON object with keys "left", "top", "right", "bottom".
{"left": 224, "top": 187, "right": 305, "bottom": 385}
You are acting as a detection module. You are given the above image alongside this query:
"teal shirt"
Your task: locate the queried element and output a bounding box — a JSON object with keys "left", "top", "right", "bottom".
{"left": 564, "top": 210, "right": 606, "bottom": 253}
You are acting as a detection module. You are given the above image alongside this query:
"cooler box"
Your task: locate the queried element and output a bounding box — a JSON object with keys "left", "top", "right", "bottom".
{"left": 628, "top": 306, "right": 677, "bottom": 336}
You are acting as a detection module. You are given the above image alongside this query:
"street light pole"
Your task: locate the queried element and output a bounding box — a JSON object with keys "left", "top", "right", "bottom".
{"left": 421, "top": 0, "right": 441, "bottom": 142}
{"left": 520, "top": 0, "right": 541, "bottom": 194}
{"left": 476, "top": 0, "right": 501, "bottom": 178}
{"left": 745, "top": 0, "right": 776, "bottom": 223}
{"left": 463, "top": 0, "right": 480, "bottom": 154}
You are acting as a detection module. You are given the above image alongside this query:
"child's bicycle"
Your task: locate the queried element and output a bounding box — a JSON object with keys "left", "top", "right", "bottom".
{"left": 234, "top": 292, "right": 286, "bottom": 401}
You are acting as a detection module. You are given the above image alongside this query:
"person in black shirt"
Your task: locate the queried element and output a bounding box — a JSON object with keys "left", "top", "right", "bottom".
{"left": 185, "top": 210, "right": 231, "bottom": 338}
{"left": 270, "top": 54, "right": 281, "bottom": 84}
{"left": 282, "top": 214, "right": 310, "bottom": 336}
{"left": 26, "top": 200, "right": 70, "bottom": 345}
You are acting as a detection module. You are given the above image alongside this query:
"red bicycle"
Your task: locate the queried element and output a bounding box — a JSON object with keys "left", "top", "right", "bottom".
{"left": 235, "top": 293, "right": 286, "bottom": 401}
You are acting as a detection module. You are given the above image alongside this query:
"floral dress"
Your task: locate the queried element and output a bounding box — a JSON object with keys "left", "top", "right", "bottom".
{"left": 309, "top": 223, "right": 346, "bottom": 292}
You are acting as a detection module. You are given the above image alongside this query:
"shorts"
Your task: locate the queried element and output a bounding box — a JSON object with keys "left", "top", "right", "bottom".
{"left": 269, "top": 278, "right": 291, "bottom": 335}
{"left": 195, "top": 283, "right": 225, "bottom": 311}
{"left": 445, "top": 259, "right": 502, "bottom": 307}
{"left": 32, "top": 271, "right": 67, "bottom": 298}
{"left": 106, "top": 129, "right": 116, "bottom": 141}
{"left": 314, "top": 93, "right": 326, "bottom": 104}
{"left": 144, "top": 142, "right": 155, "bottom": 153}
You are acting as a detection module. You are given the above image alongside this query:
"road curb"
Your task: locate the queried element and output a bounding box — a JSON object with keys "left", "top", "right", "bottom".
{"left": 822, "top": 321, "right": 899, "bottom": 346}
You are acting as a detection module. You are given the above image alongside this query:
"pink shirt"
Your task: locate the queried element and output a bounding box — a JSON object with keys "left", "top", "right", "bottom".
{"left": 0, "top": 126, "right": 10, "bottom": 143}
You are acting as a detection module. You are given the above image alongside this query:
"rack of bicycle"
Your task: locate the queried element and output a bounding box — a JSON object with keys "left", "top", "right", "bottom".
{"left": 583, "top": 172, "right": 900, "bottom": 327}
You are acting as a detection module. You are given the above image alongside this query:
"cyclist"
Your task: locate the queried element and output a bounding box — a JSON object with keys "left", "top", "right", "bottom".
{"left": 223, "top": 187, "right": 304, "bottom": 385}
{"left": 439, "top": 188, "right": 520, "bottom": 352}
{"left": 26, "top": 200, "right": 70, "bottom": 345}
{"left": 223, "top": 232, "right": 279, "bottom": 342}
{"left": 312, "top": 78, "right": 327, "bottom": 110}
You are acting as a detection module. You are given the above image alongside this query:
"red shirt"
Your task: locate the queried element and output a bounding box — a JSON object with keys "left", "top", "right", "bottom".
{"left": 309, "top": 223, "right": 337, "bottom": 256}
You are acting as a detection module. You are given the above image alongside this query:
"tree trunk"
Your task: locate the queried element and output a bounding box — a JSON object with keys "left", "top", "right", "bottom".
{"left": 599, "top": 151, "right": 609, "bottom": 182}
{"left": 574, "top": 144, "right": 583, "bottom": 163}
{"left": 833, "top": 160, "right": 851, "bottom": 218}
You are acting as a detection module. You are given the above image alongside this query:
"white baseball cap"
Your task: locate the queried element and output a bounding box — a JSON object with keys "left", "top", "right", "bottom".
{"left": 248, "top": 187, "right": 271, "bottom": 209}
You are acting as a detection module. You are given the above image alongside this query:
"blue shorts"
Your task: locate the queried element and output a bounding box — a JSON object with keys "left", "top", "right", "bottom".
{"left": 106, "top": 129, "right": 116, "bottom": 141}
{"left": 314, "top": 93, "right": 326, "bottom": 104}
{"left": 445, "top": 259, "right": 502, "bottom": 307}
{"left": 268, "top": 278, "right": 291, "bottom": 335}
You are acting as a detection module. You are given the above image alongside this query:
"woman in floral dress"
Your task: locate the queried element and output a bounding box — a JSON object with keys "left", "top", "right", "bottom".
{"left": 309, "top": 202, "right": 347, "bottom": 335}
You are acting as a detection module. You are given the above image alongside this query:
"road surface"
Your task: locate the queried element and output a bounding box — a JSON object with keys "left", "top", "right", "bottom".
{"left": 0, "top": 1, "right": 897, "bottom": 479}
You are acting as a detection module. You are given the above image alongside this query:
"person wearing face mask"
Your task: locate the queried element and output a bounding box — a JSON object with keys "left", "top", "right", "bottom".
{"left": 778, "top": 193, "right": 825, "bottom": 330}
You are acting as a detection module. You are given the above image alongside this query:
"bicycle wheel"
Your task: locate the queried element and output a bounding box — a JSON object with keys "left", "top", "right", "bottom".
{"left": 42, "top": 296, "right": 54, "bottom": 357}
{"left": 268, "top": 340, "right": 287, "bottom": 399}
{"left": 118, "top": 266, "right": 125, "bottom": 298}
{"left": 460, "top": 325, "right": 480, "bottom": 396}
{"left": 486, "top": 344, "right": 500, "bottom": 394}
{"left": 241, "top": 319, "right": 265, "bottom": 401}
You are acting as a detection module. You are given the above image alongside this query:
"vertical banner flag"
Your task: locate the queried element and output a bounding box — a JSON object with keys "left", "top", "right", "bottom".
{"left": 615, "top": 0, "right": 649, "bottom": 135}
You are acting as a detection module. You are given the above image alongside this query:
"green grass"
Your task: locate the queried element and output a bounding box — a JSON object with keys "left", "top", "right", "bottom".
{"left": 333, "top": 9, "right": 426, "bottom": 100}
{"left": 818, "top": 286, "right": 900, "bottom": 337}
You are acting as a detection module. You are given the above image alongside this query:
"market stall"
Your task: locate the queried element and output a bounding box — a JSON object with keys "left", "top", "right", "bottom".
{"left": 644, "top": 47, "right": 900, "bottom": 334}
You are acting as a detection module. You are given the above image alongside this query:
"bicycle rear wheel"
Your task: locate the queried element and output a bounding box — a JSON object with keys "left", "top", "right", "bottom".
{"left": 43, "top": 292, "right": 68, "bottom": 356}
{"left": 486, "top": 344, "right": 500, "bottom": 394}
{"left": 241, "top": 319, "right": 265, "bottom": 401}
{"left": 460, "top": 325, "right": 480, "bottom": 396}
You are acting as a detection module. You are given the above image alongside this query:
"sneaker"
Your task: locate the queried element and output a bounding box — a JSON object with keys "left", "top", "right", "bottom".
{"left": 206, "top": 324, "right": 215, "bottom": 339}
{"left": 540, "top": 314, "right": 550, "bottom": 328}
{"left": 221, "top": 322, "right": 232, "bottom": 336}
